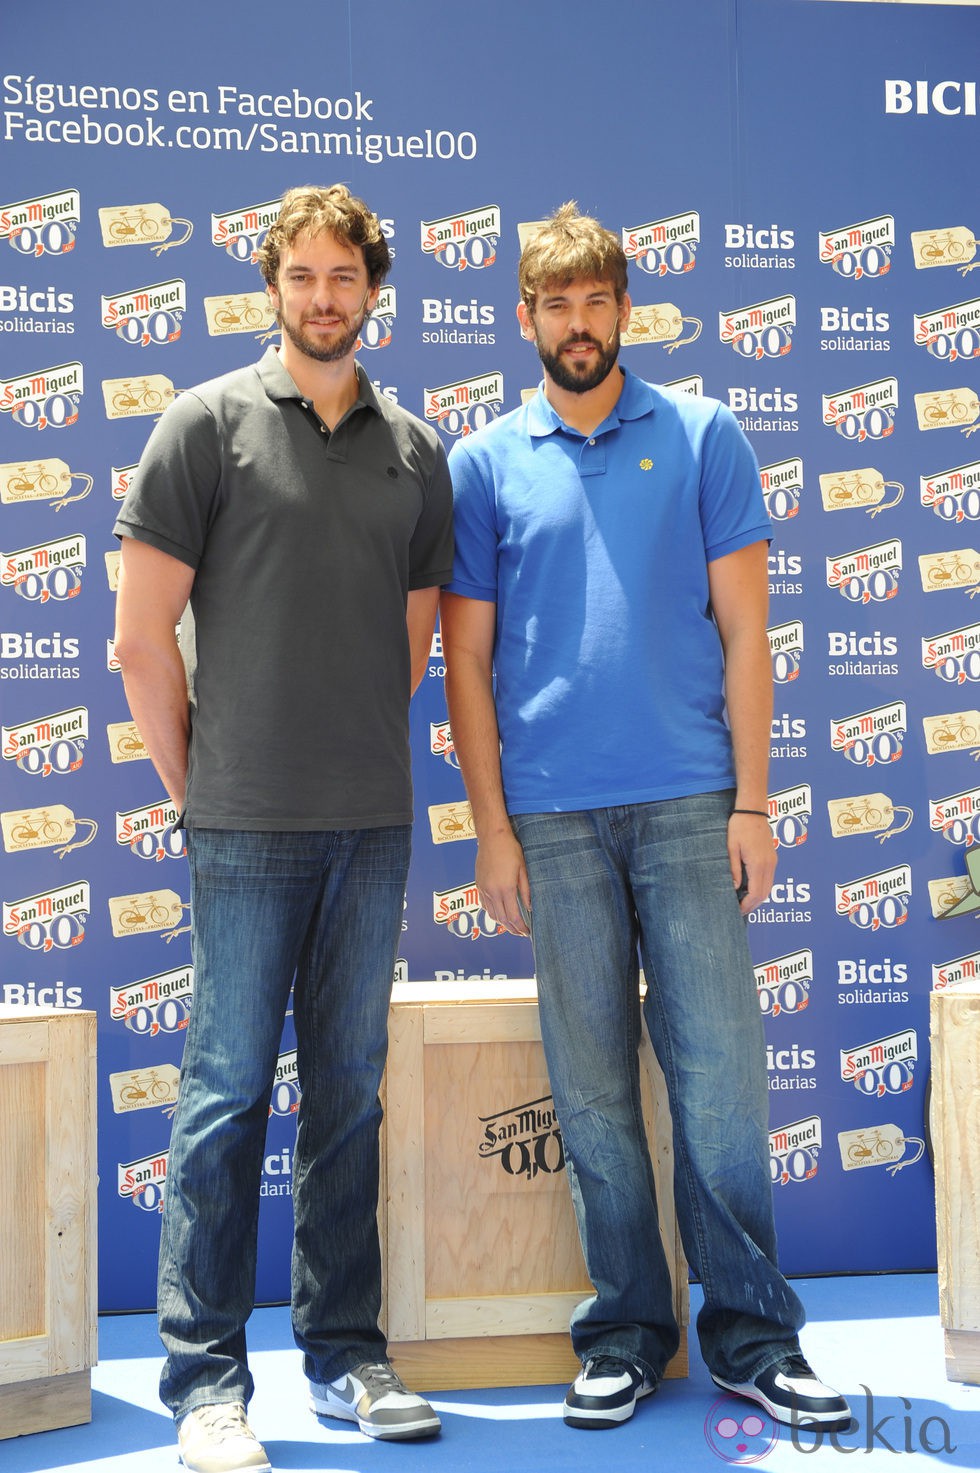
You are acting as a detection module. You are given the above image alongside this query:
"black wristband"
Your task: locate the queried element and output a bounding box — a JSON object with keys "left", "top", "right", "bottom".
{"left": 731, "top": 808, "right": 769, "bottom": 818}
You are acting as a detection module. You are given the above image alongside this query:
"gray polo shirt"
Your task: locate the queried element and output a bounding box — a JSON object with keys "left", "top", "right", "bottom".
{"left": 114, "top": 348, "right": 453, "bottom": 830}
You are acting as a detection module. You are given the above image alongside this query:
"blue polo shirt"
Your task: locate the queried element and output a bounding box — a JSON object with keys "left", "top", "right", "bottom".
{"left": 446, "top": 367, "right": 771, "bottom": 814}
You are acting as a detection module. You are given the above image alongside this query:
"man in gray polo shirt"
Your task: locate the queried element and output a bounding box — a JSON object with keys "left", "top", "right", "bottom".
{"left": 114, "top": 185, "right": 453, "bottom": 1473}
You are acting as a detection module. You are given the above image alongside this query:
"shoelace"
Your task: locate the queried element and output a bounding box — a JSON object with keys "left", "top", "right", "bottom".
{"left": 192, "top": 1404, "right": 252, "bottom": 1436}
{"left": 584, "top": 1355, "right": 635, "bottom": 1379}
{"left": 357, "top": 1362, "right": 408, "bottom": 1396}
{"left": 777, "top": 1354, "right": 815, "bottom": 1379}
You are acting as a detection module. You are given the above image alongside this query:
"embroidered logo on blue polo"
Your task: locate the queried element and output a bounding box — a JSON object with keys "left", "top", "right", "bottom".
{"left": 640, "top": 459, "right": 653, "bottom": 470}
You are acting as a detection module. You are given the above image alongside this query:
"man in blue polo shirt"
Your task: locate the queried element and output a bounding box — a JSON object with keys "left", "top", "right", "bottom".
{"left": 441, "top": 203, "right": 849, "bottom": 1434}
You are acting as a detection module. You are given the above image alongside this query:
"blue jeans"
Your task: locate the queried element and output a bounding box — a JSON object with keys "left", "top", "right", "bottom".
{"left": 158, "top": 825, "right": 411, "bottom": 1421}
{"left": 511, "top": 792, "right": 805, "bottom": 1385}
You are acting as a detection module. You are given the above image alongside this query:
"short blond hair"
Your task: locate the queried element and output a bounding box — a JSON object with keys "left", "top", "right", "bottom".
{"left": 257, "top": 184, "right": 390, "bottom": 288}
{"left": 518, "top": 202, "right": 628, "bottom": 314}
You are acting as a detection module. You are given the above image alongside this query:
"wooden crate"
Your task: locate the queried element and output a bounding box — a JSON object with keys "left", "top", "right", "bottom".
{"left": 383, "top": 981, "right": 687, "bottom": 1389}
{"left": 0, "top": 1007, "right": 97, "bottom": 1438}
{"left": 931, "top": 981, "right": 980, "bottom": 1384}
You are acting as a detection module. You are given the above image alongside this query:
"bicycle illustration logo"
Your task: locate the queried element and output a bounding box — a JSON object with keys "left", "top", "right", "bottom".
{"left": 819, "top": 469, "right": 903, "bottom": 518}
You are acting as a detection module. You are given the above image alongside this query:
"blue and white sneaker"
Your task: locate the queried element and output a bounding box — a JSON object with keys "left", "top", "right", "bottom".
{"left": 563, "top": 1355, "right": 657, "bottom": 1428}
{"left": 711, "top": 1354, "right": 852, "bottom": 1430}
{"left": 309, "top": 1361, "right": 441, "bottom": 1441}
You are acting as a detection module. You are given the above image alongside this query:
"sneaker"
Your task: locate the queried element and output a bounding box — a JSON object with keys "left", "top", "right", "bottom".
{"left": 177, "top": 1403, "right": 271, "bottom": 1473}
{"left": 563, "top": 1355, "right": 657, "bottom": 1428}
{"left": 309, "top": 1361, "right": 441, "bottom": 1440}
{"left": 711, "top": 1354, "right": 852, "bottom": 1430}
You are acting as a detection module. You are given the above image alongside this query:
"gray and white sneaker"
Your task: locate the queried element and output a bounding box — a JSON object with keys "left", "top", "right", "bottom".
{"left": 177, "top": 1403, "right": 271, "bottom": 1473}
{"left": 309, "top": 1361, "right": 441, "bottom": 1440}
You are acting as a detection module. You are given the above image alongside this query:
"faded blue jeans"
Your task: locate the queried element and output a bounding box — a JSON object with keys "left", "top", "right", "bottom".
{"left": 511, "top": 792, "right": 805, "bottom": 1386}
{"left": 158, "top": 825, "right": 411, "bottom": 1421}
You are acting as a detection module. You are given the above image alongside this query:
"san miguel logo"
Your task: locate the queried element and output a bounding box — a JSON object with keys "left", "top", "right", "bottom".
{"left": 830, "top": 700, "right": 906, "bottom": 766}
{"left": 2, "top": 706, "right": 88, "bottom": 775}
{"left": 819, "top": 215, "right": 894, "bottom": 278}
{"left": 913, "top": 298, "right": 980, "bottom": 360}
{"left": 430, "top": 719, "right": 457, "bottom": 767}
{"left": 769, "top": 1115, "right": 821, "bottom": 1184}
{"left": 719, "top": 295, "right": 795, "bottom": 359}
{"left": 921, "top": 459, "right": 980, "bottom": 520}
{"left": 622, "top": 210, "right": 699, "bottom": 275}
{"left": 118, "top": 1148, "right": 168, "bottom": 1213}
{"left": 269, "top": 1049, "right": 300, "bottom": 1117}
{"left": 3, "top": 879, "right": 90, "bottom": 950}
{"left": 755, "top": 948, "right": 812, "bottom": 1017}
{"left": 112, "top": 463, "right": 138, "bottom": 501}
{"left": 2, "top": 534, "right": 86, "bottom": 602}
{"left": 835, "top": 863, "right": 911, "bottom": 930}
{"left": 768, "top": 618, "right": 804, "bottom": 683}
{"left": 433, "top": 880, "right": 499, "bottom": 940}
{"left": 930, "top": 785, "right": 980, "bottom": 844}
{"left": 767, "top": 784, "right": 811, "bottom": 848}
{"left": 110, "top": 963, "right": 193, "bottom": 1034}
{"left": 823, "top": 377, "right": 898, "bottom": 442}
{"left": 478, "top": 1093, "right": 565, "bottom": 1181}
{"left": 358, "top": 284, "right": 396, "bottom": 350}
{"left": 115, "top": 798, "right": 184, "bottom": 859}
{"left": 100, "top": 279, "right": 186, "bottom": 345}
{"left": 840, "top": 1028, "right": 917, "bottom": 1096}
{"left": 759, "top": 456, "right": 804, "bottom": 521}
{"left": 420, "top": 205, "right": 499, "bottom": 270}
{"left": 826, "top": 538, "right": 902, "bottom": 603}
{"left": 922, "top": 620, "right": 980, "bottom": 682}
{"left": 932, "top": 947, "right": 980, "bottom": 990}
{"left": 0, "top": 189, "right": 80, "bottom": 256}
{"left": 211, "top": 199, "right": 282, "bottom": 261}
{"left": 0, "top": 361, "right": 83, "bottom": 429}
{"left": 424, "top": 371, "right": 504, "bottom": 439}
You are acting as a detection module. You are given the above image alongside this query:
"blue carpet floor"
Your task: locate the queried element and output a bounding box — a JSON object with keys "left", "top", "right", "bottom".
{"left": 4, "top": 1275, "right": 978, "bottom": 1472}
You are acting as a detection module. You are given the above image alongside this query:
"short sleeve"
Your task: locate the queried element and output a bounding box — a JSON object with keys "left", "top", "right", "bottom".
{"left": 698, "top": 402, "right": 772, "bottom": 563}
{"left": 408, "top": 437, "right": 455, "bottom": 589}
{"left": 112, "top": 391, "right": 221, "bottom": 570}
{"left": 444, "top": 440, "right": 499, "bottom": 601}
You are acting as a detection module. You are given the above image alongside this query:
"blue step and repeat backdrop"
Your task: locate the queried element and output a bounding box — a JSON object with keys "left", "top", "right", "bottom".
{"left": 2, "top": 0, "right": 979, "bottom": 1309}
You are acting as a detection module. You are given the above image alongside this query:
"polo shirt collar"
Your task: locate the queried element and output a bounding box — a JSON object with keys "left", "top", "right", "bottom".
{"left": 255, "top": 345, "right": 382, "bottom": 416}
{"left": 526, "top": 365, "right": 658, "bottom": 439}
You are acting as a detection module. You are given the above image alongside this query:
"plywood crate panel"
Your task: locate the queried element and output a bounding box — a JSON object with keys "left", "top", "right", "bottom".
{"left": 931, "top": 982, "right": 980, "bottom": 1384}
{"left": 0, "top": 1007, "right": 97, "bottom": 1438}
{"left": 383, "top": 981, "right": 687, "bottom": 1389}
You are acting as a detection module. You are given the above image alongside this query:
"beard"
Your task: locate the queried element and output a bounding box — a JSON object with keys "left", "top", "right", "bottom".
{"left": 278, "top": 305, "right": 364, "bottom": 363}
{"left": 535, "top": 327, "right": 621, "bottom": 394}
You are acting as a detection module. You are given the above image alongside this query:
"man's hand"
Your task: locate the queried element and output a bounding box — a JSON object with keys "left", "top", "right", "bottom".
{"left": 728, "top": 811, "right": 776, "bottom": 915}
{"left": 475, "top": 828, "right": 531, "bottom": 937}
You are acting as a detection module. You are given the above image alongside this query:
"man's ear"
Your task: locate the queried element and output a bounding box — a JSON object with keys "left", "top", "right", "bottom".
{"left": 516, "top": 300, "right": 535, "bottom": 340}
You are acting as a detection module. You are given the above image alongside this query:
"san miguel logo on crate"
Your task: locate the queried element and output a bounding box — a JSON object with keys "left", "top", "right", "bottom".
{"left": 424, "top": 371, "right": 503, "bottom": 439}
{"left": 118, "top": 1148, "right": 168, "bottom": 1213}
{"left": 913, "top": 298, "right": 980, "bottom": 360}
{"left": 831, "top": 700, "right": 906, "bottom": 766}
{"left": 921, "top": 459, "right": 980, "bottom": 521}
{"left": 834, "top": 863, "right": 911, "bottom": 930}
{"left": 622, "top": 210, "right": 700, "bottom": 275}
{"left": 933, "top": 947, "right": 980, "bottom": 990}
{"left": 719, "top": 295, "right": 795, "bottom": 359}
{"left": 478, "top": 1093, "right": 565, "bottom": 1181}
{"left": 420, "top": 205, "right": 499, "bottom": 271}
{"left": 767, "top": 784, "right": 811, "bottom": 848}
{"left": 1, "top": 534, "right": 86, "bottom": 603}
{"left": 2, "top": 706, "right": 88, "bottom": 775}
{"left": 769, "top": 1115, "right": 821, "bottom": 1185}
{"left": 0, "top": 188, "right": 80, "bottom": 256}
{"left": 840, "top": 1028, "right": 917, "bottom": 1097}
{"left": 3, "top": 879, "right": 89, "bottom": 950}
{"left": 822, "top": 377, "right": 897, "bottom": 441}
{"left": 0, "top": 361, "right": 83, "bottom": 430}
{"left": 819, "top": 216, "right": 894, "bottom": 278}
{"left": 826, "top": 538, "right": 902, "bottom": 603}
{"left": 755, "top": 948, "right": 812, "bottom": 1018}
{"left": 930, "top": 785, "right": 980, "bottom": 845}
{"left": 922, "top": 620, "right": 980, "bottom": 682}
{"left": 100, "top": 279, "right": 186, "bottom": 346}
{"left": 211, "top": 199, "right": 282, "bottom": 261}
{"left": 110, "top": 963, "right": 193, "bottom": 1035}
{"left": 433, "top": 881, "right": 499, "bottom": 939}
{"left": 759, "top": 456, "right": 804, "bottom": 521}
